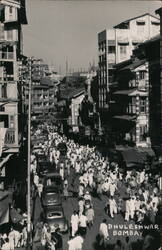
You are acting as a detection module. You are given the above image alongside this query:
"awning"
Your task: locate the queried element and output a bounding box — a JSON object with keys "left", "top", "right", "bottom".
{"left": 113, "top": 115, "right": 136, "bottom": 121}
{"left": 113, "top": 89, "right": 135, "bottom": 95}
{"left": 120, "top": 148, "right": 147, "bottom": 167}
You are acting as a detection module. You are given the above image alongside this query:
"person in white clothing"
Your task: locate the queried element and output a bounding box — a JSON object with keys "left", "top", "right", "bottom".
{"left": 71, "top": 211, "right": 79, "bottom": 237}
{"left": 99, "top": 219, "right": 109, "bottom": 248}
{"left": 8, "top": 228, "right": 15, "bottom": 250}
{"left": 1, "top": 238, "right": 11, "bottom": 250}
{"left": 109, "top": 196, "right": 117, "bottom": 218}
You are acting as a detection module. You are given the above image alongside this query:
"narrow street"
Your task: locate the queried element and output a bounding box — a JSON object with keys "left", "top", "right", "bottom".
{"left": 32, "top": 168, "right": 142, "bottom": 250}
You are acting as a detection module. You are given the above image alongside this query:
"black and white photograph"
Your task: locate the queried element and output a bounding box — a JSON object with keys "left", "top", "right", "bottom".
{"left": 0, "top": 0, "right": 162, "bottom": 250}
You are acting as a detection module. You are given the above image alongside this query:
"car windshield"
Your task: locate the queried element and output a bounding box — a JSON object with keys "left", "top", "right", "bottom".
{"left": 45, "top": 177, "right": 61, "bottom": 186}
{"left": 47, "top": 212, "right": 62, "bottom": 218}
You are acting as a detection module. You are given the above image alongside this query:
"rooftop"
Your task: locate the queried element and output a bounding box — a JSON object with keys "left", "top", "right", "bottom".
{"left": 60, "top": 87, "right": 85, "bottom": 100}
{"left": 114, "top": 13, "right": 159, "bottom": 29}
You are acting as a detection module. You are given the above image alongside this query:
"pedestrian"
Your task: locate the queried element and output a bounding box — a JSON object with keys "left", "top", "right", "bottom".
{"left": 114, "top": 239, "right": 123, "bottom": 250}
{"left": 85, "top": 206, "right": 94, "bottom": 228}
{"left": 78, "top": 197, "right": 84, "bottom": 216}
{"left": 14, "top": 229, "right": 21, "bottom": 248}
{"left": 63, "top": 179, "right": 69, "bottom": 200}
{"left": 78, "top": 213, "right": 88, "bottom": 236}
{"left": 99, "top": 219, "right": 109, "bottom": 248}
{"left": 41, "top": 223, "right": 48, "bottom": 246}
{"left": 21, "top": 223, "right": 27, "bottom": 247}
{"left": 8, "top": 227, "right": 15, "bottom": 250}
{"left": 51, "top": 228, "right": 63, "bottom": 250}
{"left": 37, "top": 180, "right": 43, "bottom": 197}
{"left": 109, "top": 196, "right": 117, "bottom": 218}
{"left": 70, "top": 211, "right": 79, "bottom": 237}
{"left": 123, "top": 237, "right": 132, "bottom": 250}
{"left": 73, "top": 234, "right": 84, "bottom": 250}
{"left": 1, "top": 238, "right": 10, "bottom": 250}
{"left": 45, "top": 227, "right": 52, "bottom": 250}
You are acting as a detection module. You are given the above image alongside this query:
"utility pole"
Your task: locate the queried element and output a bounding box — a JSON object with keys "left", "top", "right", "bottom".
{"left": 27, "top": 57, "right": 32, "bottom": 250}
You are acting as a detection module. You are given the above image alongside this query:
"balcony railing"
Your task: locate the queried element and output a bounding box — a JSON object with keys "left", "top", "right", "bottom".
{"left": 4, "top": 128, "right": 16, "bottom": 145}
{"left": 0, "top": 52, "right": 14, "bottom": 60}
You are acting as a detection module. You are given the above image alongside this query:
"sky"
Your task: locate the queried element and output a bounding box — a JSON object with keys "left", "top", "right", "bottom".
{"left": 23, "top": 0, "right": 161, "bottom": 74}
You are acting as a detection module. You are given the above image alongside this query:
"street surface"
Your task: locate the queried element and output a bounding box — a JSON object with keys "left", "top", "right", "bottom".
{"left": 32, "top": 176, "right": 141, "bottom": 250}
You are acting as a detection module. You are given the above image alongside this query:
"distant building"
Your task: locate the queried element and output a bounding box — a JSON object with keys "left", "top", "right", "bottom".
{"left": 31, "top": 77, "right": 59, "bottom": 122}
{"left": 98, "top": 13, "right": 160, "bottom": 111}
{"left": 57, "top": 87, "right": 85, "bottom": 134}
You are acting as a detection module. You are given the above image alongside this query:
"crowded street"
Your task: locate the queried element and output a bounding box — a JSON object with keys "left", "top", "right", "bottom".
{"left": 25, "top": 124, "right": 161, "bottom": 250}
{"left": 1, "top": 1, "right": 162, "bottom": 250}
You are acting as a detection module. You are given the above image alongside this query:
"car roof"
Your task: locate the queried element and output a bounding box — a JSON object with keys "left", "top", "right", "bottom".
{"left": 43, "top": 186, "right": 60, "bottom": 192}
{"left": 44, "top": 173, "right": 62, "bottom": 178}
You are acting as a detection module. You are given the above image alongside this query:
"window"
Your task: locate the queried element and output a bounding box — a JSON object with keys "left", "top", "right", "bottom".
{"left": 138, "top": 71, "right": 145, "bottom": 80}
{"left": 6, "top": 30, "right": 13, "bottom": 41}
{"left": 120, "top": 46, "right": 127, "bottom": 54}
{"left": 0, "top": 24, "right": 4, "bottom": 40}
{"left": 139, "top": 97, "right": 146, "bottom": 113}
{"left": 108, "top": 46, "right": 115, "bottom": 54}
{"left": 139, "top": 125, "right": 147, "bottom": 142}
{"left": 1, "top": 83, "right": 7, "bottom": 98}
{"left": 137, "top": 22, "right": 145, "bottom": 33}
{"left": 151, "top": 21, "right": 160, "bottom": 26}
{"left": 9, "top": 7, "right": 13, "bottom": 14}
{"left": 10, "top": 115, "right": 15, "bottom": 128}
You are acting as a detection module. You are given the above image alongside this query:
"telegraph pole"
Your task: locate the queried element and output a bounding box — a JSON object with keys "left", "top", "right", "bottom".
{"left": 27, "top": 57, "right": 32, "bottom": 250}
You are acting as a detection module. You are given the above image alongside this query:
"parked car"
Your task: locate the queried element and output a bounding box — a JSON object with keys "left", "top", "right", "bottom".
{"left": 44, "top": 205, "right": 68, "bottom": 233}
{"left": 42, "top": 186, "right": 61, "bottom": 207}
{"left": 43, "top": 173, "right": 63, "bottom": 192}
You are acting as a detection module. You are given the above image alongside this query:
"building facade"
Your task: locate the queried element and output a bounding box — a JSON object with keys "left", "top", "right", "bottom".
{"left": 0, "top": 0, "right": 27, "bottom": 156}
{"left": 98, "top": 13, "right": 160, "bottom": 110}
{"left": 111, "top": 57, "right": 150, "bottom": 147}
{"left": 31, "top": 77, "right": 59, "bottom": 122}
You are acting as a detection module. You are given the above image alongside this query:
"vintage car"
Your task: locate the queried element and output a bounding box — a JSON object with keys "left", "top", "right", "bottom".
{"left": 44, "top": 205, "right": 68, "bottom": 233}
{"left": 43, "top": 173, "right": 63, "bottom": 192}
{"left": 36, "top": 154, "right": 53, "bottom": 176}
{"left": 41, "top": 186, "right": 61, "bottom": 207}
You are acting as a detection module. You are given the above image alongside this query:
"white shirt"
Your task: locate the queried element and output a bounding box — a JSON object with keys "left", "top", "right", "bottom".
{"left": 71, "top": 214, "right": 79, "bottom": 226}
{"left": 79, "top": 215, "right": 87, "bottom": 227}
{"left": 99, "top": 223, "right": 109, "bottom": 237}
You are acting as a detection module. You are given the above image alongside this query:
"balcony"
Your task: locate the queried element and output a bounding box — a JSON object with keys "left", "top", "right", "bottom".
{"left": 0, "top": 52, "right": 14, "bottom": 61}
{"left": 4, "top": 128, "right": 15, "bottom": 144}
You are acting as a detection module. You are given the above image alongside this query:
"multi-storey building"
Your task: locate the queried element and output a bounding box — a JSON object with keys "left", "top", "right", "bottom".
{"left": 31, "top": 77, "right": 59, "bottom": 122}
{"left": 0, "top": 0, "right": 27, "bottom": 157}
{"left": 110, "top": 57, "right": 150, "bottom": 147}
{"left": 98, "top": 13, "right": 160, "bottom": 111}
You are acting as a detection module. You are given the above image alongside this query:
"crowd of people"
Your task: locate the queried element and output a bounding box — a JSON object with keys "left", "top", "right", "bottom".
{"left": 1, "top": 123, "right": 161, "bottom": 250}
{"left": 30, "top": 125, "right": 161, "bottom": 250}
